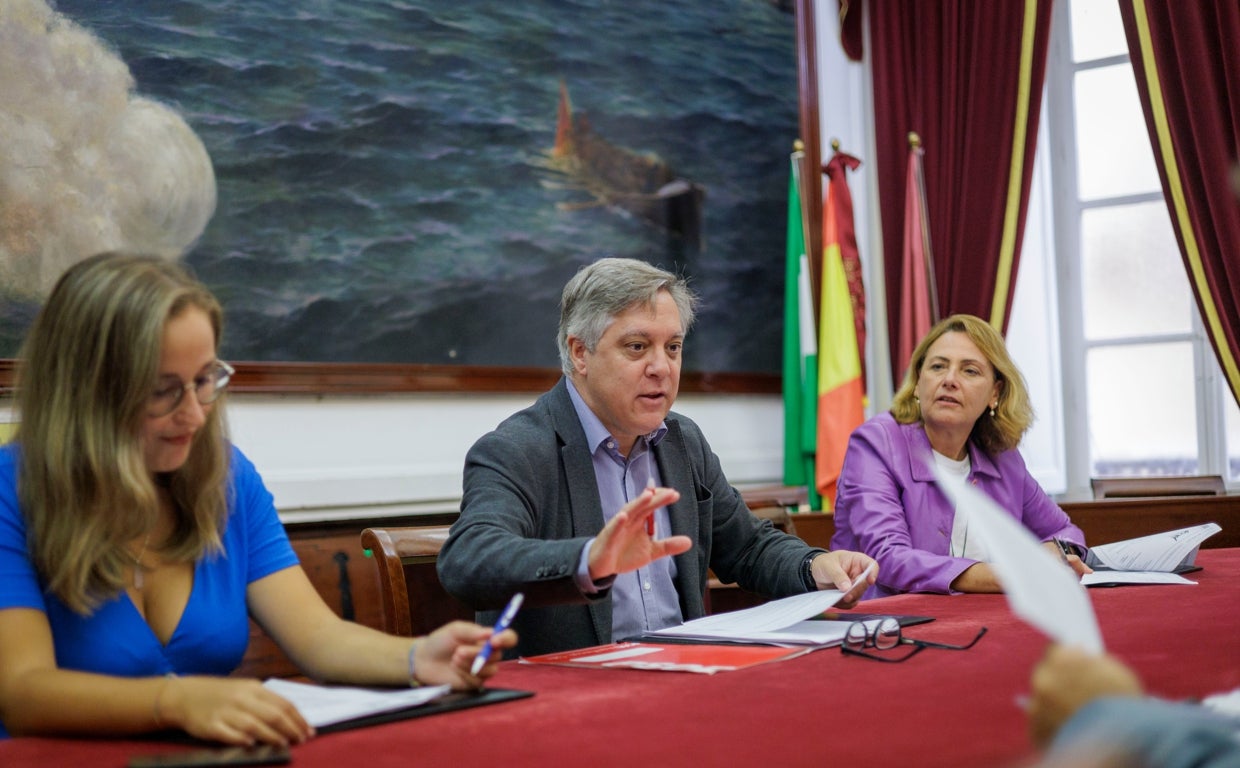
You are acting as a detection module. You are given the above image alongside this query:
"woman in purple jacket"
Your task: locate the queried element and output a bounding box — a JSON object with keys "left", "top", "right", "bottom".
{"left": 831, "top": 314, "right": 1091, "bottom": 598}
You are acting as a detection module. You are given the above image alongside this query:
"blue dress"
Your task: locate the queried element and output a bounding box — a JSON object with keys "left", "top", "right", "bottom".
{"left": 0, "top": 444, "right": 299, "bottom": 738}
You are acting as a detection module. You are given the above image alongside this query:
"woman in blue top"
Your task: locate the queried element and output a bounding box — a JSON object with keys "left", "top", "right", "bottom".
{"left": 0, "top": 253, "right": 515, "bottom": 746}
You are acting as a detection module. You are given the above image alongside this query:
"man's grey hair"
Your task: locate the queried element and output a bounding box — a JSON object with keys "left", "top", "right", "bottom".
{"left": 557, "top": 257, "right": 698, "bottom": 376}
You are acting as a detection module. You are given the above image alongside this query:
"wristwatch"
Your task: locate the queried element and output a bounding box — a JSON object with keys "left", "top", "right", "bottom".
{"left": 802, "top": 551, "right": 820, "bottom": 591}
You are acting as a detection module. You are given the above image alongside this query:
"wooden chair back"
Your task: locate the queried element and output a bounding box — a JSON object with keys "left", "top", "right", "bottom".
{"left": 359, "top": 525, "right": 473, "bottom": 637}
{"left": 234, "top": 528, "right": 386, "bottom": 679}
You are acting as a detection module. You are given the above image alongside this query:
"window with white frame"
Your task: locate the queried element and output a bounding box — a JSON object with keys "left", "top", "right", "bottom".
{"left": 1046, "top": 0, "right": 1240, "bottom": 489}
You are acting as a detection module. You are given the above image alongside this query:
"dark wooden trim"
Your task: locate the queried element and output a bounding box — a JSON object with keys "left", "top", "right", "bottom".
{"left": 230, "top": 362, "right": 558, "bottom": 394}
{"left": 0, "top": 359, "right": 12, "bottom": 396}
{"left": 0, "top": 359, "right": 779, "bottom": 396}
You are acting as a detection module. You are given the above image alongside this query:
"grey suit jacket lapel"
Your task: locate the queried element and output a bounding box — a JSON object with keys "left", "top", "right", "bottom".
{"left": 654, "top": 418, "right": 705, "bottom": 617}
{"left": 548, "top": 378, "right": 613, "bottom": 641}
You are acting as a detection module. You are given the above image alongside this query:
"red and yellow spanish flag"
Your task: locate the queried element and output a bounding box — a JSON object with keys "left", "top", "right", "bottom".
{"left": 816, "top": 148, "right": 866, "bottom": 509}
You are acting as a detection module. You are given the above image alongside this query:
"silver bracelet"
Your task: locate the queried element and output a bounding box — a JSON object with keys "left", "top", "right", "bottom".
{"left": 407, "top": 639, "right": 422, "bottom": 688}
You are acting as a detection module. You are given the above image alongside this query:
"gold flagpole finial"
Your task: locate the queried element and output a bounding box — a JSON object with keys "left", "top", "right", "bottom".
{"left": 830, "top": 138, "right": 841, "bottom": 152}
{"left": 908, "top": 131, "right": 922, "bottom": 148}
{"left": 793, "top": 139, "right": 805, "bottom": 152}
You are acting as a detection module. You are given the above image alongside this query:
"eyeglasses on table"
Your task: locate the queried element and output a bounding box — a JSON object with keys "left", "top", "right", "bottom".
{"left": 841, "top": 617, "right": 987, "bottom": 663}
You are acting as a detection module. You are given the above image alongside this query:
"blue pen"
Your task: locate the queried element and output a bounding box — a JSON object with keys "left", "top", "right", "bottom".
{"left": 471, "top": 592, "right": 524, "bottom": 675}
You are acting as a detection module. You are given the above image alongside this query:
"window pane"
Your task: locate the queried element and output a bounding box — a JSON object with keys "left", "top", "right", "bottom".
{"left": 1069, "top": 0, "right": 1129, "bottom": 62}
{"left": 1226, "top": 381, "right": 1240, "bottom": 482}
{"left": 1089, "top": 343, "right": 1198, "bottom": 476}
{"left": 1080, "top": 202, "right": 1190, "bottom": 339}
{"left": 1075, "top": 65, "right": 1162, "bottom": 199}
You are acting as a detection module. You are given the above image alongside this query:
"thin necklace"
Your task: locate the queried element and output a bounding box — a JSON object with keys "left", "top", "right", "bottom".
{"left": 131, "top": 532, "right": 152, "bottom": 589}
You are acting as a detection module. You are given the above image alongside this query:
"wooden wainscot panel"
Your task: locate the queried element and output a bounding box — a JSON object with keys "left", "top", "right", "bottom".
{"left": 1061, "top": 494, "right": 1240, "bottom": 549}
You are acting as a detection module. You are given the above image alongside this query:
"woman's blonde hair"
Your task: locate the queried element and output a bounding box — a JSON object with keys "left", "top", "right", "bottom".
{"left": 15, "top": 253, "right": 229, "bottom": 614}
{"left": 890, "top": 313, "right": 1033, "bottom": 455}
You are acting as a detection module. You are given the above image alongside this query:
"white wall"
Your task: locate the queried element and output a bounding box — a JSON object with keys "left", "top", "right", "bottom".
{"left": 227, "top": 391, "right": 784, "bottom": 524}
{"left": 0, "top": 388, "right": 785, "bottom": 522}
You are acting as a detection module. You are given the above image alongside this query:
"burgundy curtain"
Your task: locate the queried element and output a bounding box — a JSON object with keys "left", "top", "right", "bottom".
{"left": 863, "top": 1, "right": 1053, "bottom": 377}
{"left": 838, "top": 0, "right": 864, "bottom": 62}
{"left": 1118, "top": 1, "right": 1240, "bottom": 407}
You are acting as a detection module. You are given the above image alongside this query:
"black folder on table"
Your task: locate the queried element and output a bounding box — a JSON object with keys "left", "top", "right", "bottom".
{"left": 316, "top": 688, "right": 533, "bottom": 734}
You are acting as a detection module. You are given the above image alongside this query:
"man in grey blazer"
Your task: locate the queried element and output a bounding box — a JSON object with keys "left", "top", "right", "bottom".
{"left": 437, "top": 257, "right": 877, "bottom": 657}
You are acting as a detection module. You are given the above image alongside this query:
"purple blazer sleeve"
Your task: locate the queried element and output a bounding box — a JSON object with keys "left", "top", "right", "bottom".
{"left": 831, "top": 413, "right": 1085, "bottom": 598}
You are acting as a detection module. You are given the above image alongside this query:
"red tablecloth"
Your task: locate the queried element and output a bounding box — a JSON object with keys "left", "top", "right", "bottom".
{"left": 6, "top": 548, "right": 1240, "bottom": 768}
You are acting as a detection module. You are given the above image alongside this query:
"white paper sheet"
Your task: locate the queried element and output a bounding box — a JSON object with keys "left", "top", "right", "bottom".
{"left": 650, "top": 619, "right": 862, "bottom": 646}
{"left": 1087, "top": 523, "right": 1221, "bottom": 572}
{"left": 647, "top": 563, "right": 875, "bottom": 646}
{"left": 263, "top": 678, "right": 451, "bottom": 728}
{"left": 1202, "top": 687, "right": 1240, "bottom": 718}
{"left": 931, "top": 463, "right": 1105, "bottom": 654}
{"left": 1080, "top": 570, "right": 1198, "bottom": 587}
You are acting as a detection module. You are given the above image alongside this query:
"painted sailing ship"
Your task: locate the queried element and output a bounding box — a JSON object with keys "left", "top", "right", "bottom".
{"left": 547, "top": 80, "right": 705, "bottom": 250}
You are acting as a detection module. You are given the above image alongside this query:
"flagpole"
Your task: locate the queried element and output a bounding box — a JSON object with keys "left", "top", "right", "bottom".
{"left": 908, "top": 132, "right": 940, "bottom": 323}
{"left": 794, "top": 0, "right": 823, "bottom": 315}
{"left": 791, "top": 141, "right": 816, "bottom": 330}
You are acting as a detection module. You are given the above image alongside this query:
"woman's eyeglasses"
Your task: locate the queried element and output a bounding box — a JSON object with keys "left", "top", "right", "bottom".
{"left": 147, "top": 361, "right": 235, "bottom": 417}
{"left": 841, "top": 617, "right": 987, "bottom": 663}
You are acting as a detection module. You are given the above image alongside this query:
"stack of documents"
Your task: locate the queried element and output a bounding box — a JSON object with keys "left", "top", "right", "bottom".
{"left": 263, "top": 678, "right": 451, "bottom": 728}
{"left": 645, "top": 565, "right": 874, "bottom": 647}
{"left": 1082, "top": 523, "right": 1220, "bottom": 586}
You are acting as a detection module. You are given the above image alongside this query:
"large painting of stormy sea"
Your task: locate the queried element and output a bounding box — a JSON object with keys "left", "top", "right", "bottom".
{"left": 2, "top": 0, "right": 798, "bottom": 375}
